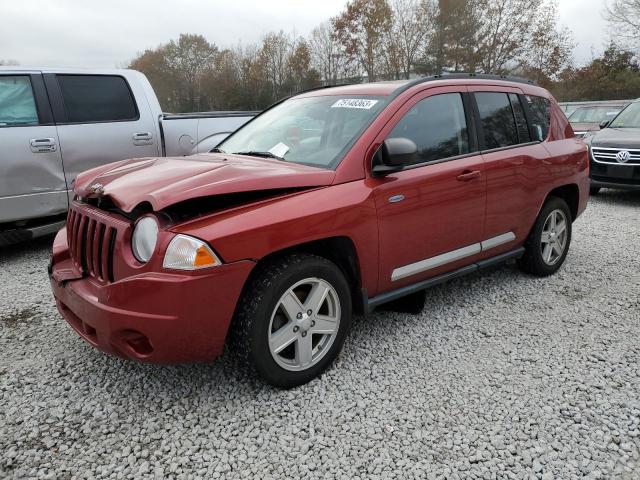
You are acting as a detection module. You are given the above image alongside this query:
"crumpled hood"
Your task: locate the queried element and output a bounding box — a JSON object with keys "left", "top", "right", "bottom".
{"left": 74, "top": 153, "right": 336, "bottom": 212}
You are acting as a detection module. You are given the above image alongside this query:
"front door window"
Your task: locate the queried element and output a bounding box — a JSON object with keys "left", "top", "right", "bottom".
{"left": 0, "top": 76, "right": 39, "bottom": 126}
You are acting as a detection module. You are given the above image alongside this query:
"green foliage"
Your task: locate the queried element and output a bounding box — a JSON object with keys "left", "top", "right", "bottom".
{"left": 551, "top": 44, "right": 640, "bottom": 101}
{"left": 126, "top": 1, "right": 638, "bottom": 111}
{"left": 129, "top": 33, "right": 321, "bottom": 112}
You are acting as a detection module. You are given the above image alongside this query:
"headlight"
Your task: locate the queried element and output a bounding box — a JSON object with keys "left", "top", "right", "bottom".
{"left": 132, "top": 216, "right": 159, "bottom": 263}
{"left": 163, "top": 234, "right": 221, "bottom": 270}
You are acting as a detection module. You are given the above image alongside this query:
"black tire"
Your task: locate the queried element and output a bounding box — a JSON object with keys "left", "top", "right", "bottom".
{"left": 590, "top": 186, "right": 601, "bottom": 196}
{"left": 518, "top": 197, "right": 572, "bottom": 277}
{"left": 230, "top": 253, "right": 352, "bottom": 388}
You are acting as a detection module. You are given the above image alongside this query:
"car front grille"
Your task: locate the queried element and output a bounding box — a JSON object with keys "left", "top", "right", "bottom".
{"left": 67, "top": 204, "right": 124, "bottom": 282}
{"left": 591, "top": 147, "right": 640, "bottom": 165}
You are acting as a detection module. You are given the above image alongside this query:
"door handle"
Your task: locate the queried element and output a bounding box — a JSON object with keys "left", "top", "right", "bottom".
{"left": 132, "top": 132, "right": 153, "bottom": 146}
{"left": 456, "top": 170, "right": 481, "bottom": 182}
{"left": 30, "top": 138, "right": 57, "bottom": 153}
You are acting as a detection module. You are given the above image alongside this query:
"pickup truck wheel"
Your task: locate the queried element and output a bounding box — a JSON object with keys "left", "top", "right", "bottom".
{"left": 231, "top": 254, "right": 352, "bottom": 388}
{"left": 518, "top": 197, "right": 572, "bottom": 277}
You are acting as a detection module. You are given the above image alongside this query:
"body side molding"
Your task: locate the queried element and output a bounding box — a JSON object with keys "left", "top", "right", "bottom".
{"left": 369, "top": 247, "right": 525, "bottom": 312}
{"left": 391, "top": 232, "right": 516, "bottom": 282}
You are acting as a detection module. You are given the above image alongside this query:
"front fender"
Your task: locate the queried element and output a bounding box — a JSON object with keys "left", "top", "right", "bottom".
{"left": 171, "top": 181, "right": 381, "bottom": 297}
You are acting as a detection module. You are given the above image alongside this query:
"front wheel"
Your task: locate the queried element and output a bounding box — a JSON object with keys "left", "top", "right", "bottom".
{"left": 518, "top": 197, "right": 572, "bottom": 277}
{"left": 231, "top": 254, "right": 352, "bottom": 388}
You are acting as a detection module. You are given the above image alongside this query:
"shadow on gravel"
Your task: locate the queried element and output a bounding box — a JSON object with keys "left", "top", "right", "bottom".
{"left": 0, "top": 234, "right": 55, "bottom": 262}
{"left": 60, "top": 345, "right": 270, "bottom": 402}
{"left": 592, "top": 189, "right": 640, "bottom": 207}
{"left": 55, "top": 262, "right": 526, "bottom": 399}
{"left": 0, "top": 306, "right": 41, "bottom": 328}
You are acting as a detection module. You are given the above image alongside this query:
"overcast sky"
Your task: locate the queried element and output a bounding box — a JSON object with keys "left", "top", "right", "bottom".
{"left": 0, "top": 0, "right": 612, "bottom": 69}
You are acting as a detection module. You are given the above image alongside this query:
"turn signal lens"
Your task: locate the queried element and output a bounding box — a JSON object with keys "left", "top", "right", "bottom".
{"left": 163, "top": 234, "right": 221, "bottom": 270}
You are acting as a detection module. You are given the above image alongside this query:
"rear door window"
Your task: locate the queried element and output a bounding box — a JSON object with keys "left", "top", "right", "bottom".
{"left": 0, "top": 76, "right": 39, "bottom": 126}
{"left": 57, "top": 75, "right": 138, "bottom": 123}
{"left": 509, "top": 94, "right": 531, "bottom": 144}
{"left": 387, "top": 93, "right": 470, "bottom": 165}
{"left": 525, "top": 95, "right": 551, "bottom": 141}
{"left": 475, "top": 92, "right": 518, "bottom": 150}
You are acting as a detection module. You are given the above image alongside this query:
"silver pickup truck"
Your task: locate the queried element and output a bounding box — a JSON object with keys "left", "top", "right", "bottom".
{"left": 0, "top": 67, "right": 257, "bottom": 246}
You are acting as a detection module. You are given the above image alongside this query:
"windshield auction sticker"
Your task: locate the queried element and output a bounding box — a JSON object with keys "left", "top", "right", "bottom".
{"left": 269, "top": 142, "right": 290, "bottom": 158}
{"left": 331, "top": 99, "right": 379, "bottom": 109}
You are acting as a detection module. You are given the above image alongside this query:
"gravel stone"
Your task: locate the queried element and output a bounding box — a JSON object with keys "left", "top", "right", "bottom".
{"left": 1, "top": 190, "right": 640, "bottom": 479}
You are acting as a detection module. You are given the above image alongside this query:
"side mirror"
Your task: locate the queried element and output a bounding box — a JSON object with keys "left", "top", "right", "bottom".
{"left": 599, "top": 120, "right": 610, "bottom": 129}
{"left": 372, "top": 137, "right": 418, "bottom": 176}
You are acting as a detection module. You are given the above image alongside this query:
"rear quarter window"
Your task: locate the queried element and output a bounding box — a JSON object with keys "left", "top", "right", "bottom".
{"left": 525, "top": 95, "right": 551, "bottom": 141}
{"left": 57, "top": 75, "right": 138, "bottom": 123}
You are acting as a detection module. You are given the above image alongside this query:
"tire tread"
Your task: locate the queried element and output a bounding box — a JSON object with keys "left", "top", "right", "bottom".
{"left": 229, "top": 253, "right": 351, "bottom": 387}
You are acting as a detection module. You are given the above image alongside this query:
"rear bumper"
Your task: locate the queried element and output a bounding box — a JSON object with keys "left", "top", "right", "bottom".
{"left": 49, "top": 232, "right": 255, "bottom": 364}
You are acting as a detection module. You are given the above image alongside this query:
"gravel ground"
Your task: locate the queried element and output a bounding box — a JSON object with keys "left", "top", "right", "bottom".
{"left": 1, "top": 190, "right": 639, "bottom": 480}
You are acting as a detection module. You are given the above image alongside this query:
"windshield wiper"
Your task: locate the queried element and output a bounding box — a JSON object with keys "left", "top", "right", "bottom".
{"left": 233, "top": 151, "right": 285, "bottom": 161}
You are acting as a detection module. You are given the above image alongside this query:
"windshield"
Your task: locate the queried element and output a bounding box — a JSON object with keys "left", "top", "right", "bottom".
{"left": 568, "top": 106, "right": 622, "bottom": 123}
{"left": 609, "top": 102, "right": 640, "bottom": 128}
{"left": 217, "top": 95, "right": 386, "bottom": 169}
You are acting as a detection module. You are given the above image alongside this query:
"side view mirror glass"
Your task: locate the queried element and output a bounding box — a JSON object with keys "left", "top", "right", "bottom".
{"left": 599, "top": 120, "right": 610, "bottom": 129}
{"left": 372, "top": 137, "right": 418, "bottom": 176}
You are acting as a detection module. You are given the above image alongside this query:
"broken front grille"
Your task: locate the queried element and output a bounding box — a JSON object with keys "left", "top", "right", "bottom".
{"left": 67, "top": 206, "right": 119, "bottom": 282}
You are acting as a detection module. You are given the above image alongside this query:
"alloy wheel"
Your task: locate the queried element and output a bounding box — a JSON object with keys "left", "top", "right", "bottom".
{"left": 268, "top": 277, "right": 341, "bottom": 372}
{"left": 540, "top": 209, "right": 568, "bottom": 266}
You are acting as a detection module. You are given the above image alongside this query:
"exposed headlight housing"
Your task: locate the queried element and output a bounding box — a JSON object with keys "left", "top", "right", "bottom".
{"left": 163, "top": 234, "right": 221, "bottom": 270}
{"left": 131, "top": 216, "right": 159, "bottom": 263}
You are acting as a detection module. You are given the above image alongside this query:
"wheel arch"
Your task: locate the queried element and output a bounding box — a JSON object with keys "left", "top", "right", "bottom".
{"left": 547, "top": 183, "right": 579, "bottom": 221}
{"left": 240, "top": 236, "right": 365, "bottom": 315}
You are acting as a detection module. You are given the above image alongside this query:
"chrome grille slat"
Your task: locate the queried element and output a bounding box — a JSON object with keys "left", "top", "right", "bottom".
{"left": 591, "top": 146, "right": 640, "bottom": 152}
{"left": 591, "top": 147, "right": 640, "bottom": 165}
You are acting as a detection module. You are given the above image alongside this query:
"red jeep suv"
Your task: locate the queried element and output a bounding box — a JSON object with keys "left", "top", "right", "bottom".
{"left": 49, "top": 75, "right": 589, "bottom": 387}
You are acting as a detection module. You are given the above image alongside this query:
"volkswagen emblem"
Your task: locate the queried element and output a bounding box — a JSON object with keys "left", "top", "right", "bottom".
{"left": 616, "top": 150, "right": 631, "bottom": 163}
{"left": 89, "top": 183, "right": 105, "bottom": 196}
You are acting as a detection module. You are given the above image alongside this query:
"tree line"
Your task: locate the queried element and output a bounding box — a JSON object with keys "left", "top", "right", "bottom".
{"left": 129, "top": 0, "right": 577, "bottom": 112}
{"left": 6, "top": 0, "right": 640, "bottom": 109}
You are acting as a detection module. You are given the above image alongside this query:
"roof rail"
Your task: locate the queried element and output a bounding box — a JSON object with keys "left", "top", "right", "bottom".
{"left": 295, "top": 83, "right": 352, "bottom": 96}
{"left": 392, "top": 73, "right": 536, "bottom": 98}
{"left": 264, "top": 84, "right": 352, "bottom": 111}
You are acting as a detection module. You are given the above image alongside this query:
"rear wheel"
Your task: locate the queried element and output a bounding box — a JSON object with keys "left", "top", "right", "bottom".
{"left": 518, "top": 197, "right": 572, "bottom": 277}
{"left": 590, "top": 186, "right": 601, "bottom": 195}
{"left": 231, "top": 254, "right": 352, "bottom": 388}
